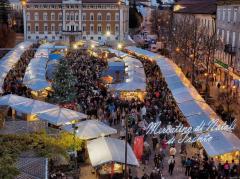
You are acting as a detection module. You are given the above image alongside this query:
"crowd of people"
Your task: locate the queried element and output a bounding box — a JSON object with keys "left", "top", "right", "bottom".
{"left": 48, "top": 47, "right": 240, "bottom": 179}
{"left": 1, "top": 43, "right": 239, "bottom": 178}
{"left": 2, "top": 43, "right": 39, "bottom": 97}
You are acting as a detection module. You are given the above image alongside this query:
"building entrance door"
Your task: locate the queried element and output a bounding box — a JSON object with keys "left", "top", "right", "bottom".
{"left": 69, "top": 35, "right": 75, "bottom": 46}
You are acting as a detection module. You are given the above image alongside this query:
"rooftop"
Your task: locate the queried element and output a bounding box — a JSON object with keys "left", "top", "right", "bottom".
{"left": 15, "top": 157, "right": 48, "bottom": 179}
{"left": 174, "top": 0, "right": 217, "bottom": 15}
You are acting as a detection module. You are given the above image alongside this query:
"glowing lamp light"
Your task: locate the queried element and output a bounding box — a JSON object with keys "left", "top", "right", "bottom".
{"left": 73, "top": 45, "right": 78, "bottom": 49}
{"left": 117, "top": 43, "right": 122, "bottom": 50}
{"left": 232, "top": 85, "right": 236, "bottom": 89}
{"left": 106, "top": 31, "right": 111, "bottom": 36}
{"left": 204, "top": 73, "right": 208, "bottom": 77}
{"left": 90, "top": 44, "right": 95, "bottom": 49}
{"left": 175, "top": 47, "right": 180, "bottom": 53}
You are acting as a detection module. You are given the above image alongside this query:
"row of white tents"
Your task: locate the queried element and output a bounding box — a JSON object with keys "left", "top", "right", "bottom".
{"left": 23, "top": 43, "right": 54, "bottom": 91}
{"left": 0, "top": 41, "right": 34, "bottom": 93}
{"left": 125, "top": 46, "right": 240, "bottom": 157}
{"left": 0, "top": 94, "right": 139, "bottom": 167}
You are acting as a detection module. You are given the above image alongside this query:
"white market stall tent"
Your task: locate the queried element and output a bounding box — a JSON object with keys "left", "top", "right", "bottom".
{"left": 125, "top": 46, "right": 161, "bottom": 60}
{"left": 0, "top": 94, "right": 86, "bottom": 125}
{"left": 0, "top": 94, "right": 33, "bottom": 106}
{"left": 87, "top": 137, "right": 139, "bottom": 167}
{"left": 23, "top": 43, "right": 54, "bottom": 92}
{"left": 34, "top": 43, "right": 54, "bottom": 58}
{"left": 0, "top": 41, "right": 33, "bottom": 93}
{"left": 108, "top": 48, "right": 129, "bottom": 58}
{"left": 11, "top": 100, "right": 57, "bottom": 115}
{"left": 62, "top": 120, "right": 117, "bottom": 140}
{"left": 23, "top": 57, "right": 50, "bottom": 91}
{"left": 200, "top": 131, "right": 240, "bottom": 157}
{"left": 109, "top": 56, "right": 146, "bottom": 101}
{"left": 38, "top": 107, "right": 87, "bottom": 126}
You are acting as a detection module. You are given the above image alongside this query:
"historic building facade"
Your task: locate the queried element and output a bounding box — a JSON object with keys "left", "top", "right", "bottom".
{"left": 216, "top": 0, "right": 240, "bottom": 75}
{"left": 23, "top": 0, "right": 129, "bottom": 43}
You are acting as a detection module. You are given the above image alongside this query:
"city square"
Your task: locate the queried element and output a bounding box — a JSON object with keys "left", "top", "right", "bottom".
{"left": 0, "top": 0, "right": 240, "bottom": 179}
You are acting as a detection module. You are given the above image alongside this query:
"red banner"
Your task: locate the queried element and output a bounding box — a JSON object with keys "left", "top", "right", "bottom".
{"left": 133, "top": 136, "right": 144, "bottom": 161}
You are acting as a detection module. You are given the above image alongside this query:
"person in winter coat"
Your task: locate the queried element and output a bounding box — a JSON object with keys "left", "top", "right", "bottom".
{"left": 168, "top": 156, "right": 175, "bottom": 175}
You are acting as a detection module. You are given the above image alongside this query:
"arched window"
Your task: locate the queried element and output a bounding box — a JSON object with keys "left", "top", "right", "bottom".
{"left": 51, "top": 23, "right": 55, "bottom": 31}
{"left": 58, "top": 13, "right": 62, "bottom": 20}
{"left": 43, "top": 12, "right": 48, "bottom": 21}
{"left": 82, "top": 13, "right": 86, "bottom": 21}
{"left": 44, "top": 23, "right": 48, "bottom": 32}
{"left": 51, "top": 13, "right": 55, "bottom": 20}
{"left": 90, "top": 13, "right": 94, "bottom": 21}
{"left": 75, "top": 13, "right": 79, "bottom": 21}
{"left": 58, "top": 23, "right": 62, "bottom": 31}
{"left": 115, "top": 13, "right": 119, "bottom": 21}
{"left": 106, "top": 24, "right": 111, "bottom": 32}
{"left": 97, "top": 13, "right": 102, "bottom": 21}
{"left": 34, "top": 12, "right": 39, "bottom": 21}
{"left": 66, "top": 13, "right": 70, "bottom": 21}
{"left": 97, "top": 24, "right": 102, "bottom": 33}
{"left": 106, "top": 13, "right": 111, "bottom": 21}
{"left": 27, "top": 12, "right": 30, "bottom": 21}
{"left": 70, "top": 13, "right": 74, "bottom": 20}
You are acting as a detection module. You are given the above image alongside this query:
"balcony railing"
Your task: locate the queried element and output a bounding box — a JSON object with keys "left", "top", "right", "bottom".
{"left": 61, "top": 30, "right": 82, "bottom": 35}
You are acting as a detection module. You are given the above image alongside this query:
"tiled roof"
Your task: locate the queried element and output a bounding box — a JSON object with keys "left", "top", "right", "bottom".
{"left": 174, "top": 0, "right": 217, "bottom": 15}
{"left": 15, "top": 157, "right": 48, "bottom": 179}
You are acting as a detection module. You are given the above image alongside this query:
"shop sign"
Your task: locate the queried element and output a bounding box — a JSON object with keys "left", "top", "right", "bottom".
{"left": 215, "top": 59, "right": 229, "bottom": 70}
{"left": 146, "top": 119, "right": 236, "bottom": 144}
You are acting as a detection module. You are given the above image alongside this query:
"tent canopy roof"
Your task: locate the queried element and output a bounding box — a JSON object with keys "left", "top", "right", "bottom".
{"left": 108, "top": 48, "right": 129, "bottom": 58}
{"left": 0, "top": 41, "right": 33, "bottom": 93}
{"left": 87, "top": 137, "right": 139, "bottom": 167}
{"left": 24, "top": 47, "right": 51, "bottom": 91}
{"left": 11, "top": 99, "right": 58, "bottom": 114}
{"left": 201, "top": 131, "right": 240, "bottom": 156}
{"left": 38, "top": 107, "right": 87, "bottom": 126}
{"left": 62, "top": 120, "right": 117, "bottom": 140}
{"left": 0, "top": 94, "right": 33, "bottom": 106}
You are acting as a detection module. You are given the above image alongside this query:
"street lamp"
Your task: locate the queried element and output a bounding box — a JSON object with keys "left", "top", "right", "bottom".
{"left": 105, "top": 31, "right": 111, "bottom": 45}
{"left": 175, "top": 47, "right": 180, "bottom": 53}
{"left": 106, "top": 31, "right": 111, "bottom": 37}
{"left": 72, "top": 123, "right": 78, "bottom": 170}
{"left": 117, "top": 43, "right": 122, "bottom": 50}
{"left": 117, "top": 43, "right": 122, "bottom": 58}
{"left": 20, "top": 45, "right": 25, "bottom": 50}
{"left": 21, "top": 0, "right": 27, "bottom": 40}
{"left": 73, "top": 44, "right": 78, "bottom": 49}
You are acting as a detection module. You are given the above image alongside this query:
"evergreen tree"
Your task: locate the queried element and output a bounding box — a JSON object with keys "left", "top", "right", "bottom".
{"left": 50, "top": 60, "right": 78, "bottom": 104}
